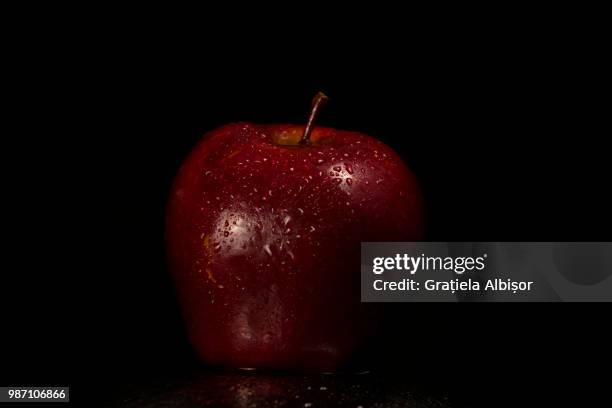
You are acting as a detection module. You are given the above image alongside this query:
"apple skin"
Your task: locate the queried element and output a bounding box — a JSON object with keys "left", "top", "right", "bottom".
{"left": 166, "top": 123, "right": 424, "bottom": 371}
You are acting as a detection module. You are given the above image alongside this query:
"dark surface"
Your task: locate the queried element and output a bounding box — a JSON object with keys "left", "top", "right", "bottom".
{"left": 107, "top": 371, "right": 451, "bottom": 408}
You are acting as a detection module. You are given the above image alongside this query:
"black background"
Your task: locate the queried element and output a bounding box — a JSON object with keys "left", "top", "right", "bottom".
{"left": 3, "top": 9, "right": 610, "bottom": 407}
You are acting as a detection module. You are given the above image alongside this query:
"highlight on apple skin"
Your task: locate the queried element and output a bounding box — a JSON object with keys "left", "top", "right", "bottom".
{"left": 165, "top": 97, "right": 424, "bottom": 371}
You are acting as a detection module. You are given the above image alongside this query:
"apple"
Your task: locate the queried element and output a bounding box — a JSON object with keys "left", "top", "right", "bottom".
{"left": 166, "top": 93, "right": 424, "bottom": 371}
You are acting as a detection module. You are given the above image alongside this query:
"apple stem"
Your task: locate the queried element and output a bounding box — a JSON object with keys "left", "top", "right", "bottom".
{"left": 299, "top": 92, "right": 329, "bottom": 145}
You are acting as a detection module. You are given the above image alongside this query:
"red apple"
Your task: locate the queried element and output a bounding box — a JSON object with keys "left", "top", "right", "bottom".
{"left": 166, "top": 94, "right": 424, "bottom": 371}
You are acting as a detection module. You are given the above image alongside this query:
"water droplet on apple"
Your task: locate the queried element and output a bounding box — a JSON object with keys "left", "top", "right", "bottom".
{"left": 263, "top": 244, "right": 272, "bottom": 256}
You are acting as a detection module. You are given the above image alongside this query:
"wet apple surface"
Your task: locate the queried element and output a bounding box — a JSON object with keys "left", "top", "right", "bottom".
{"left": 166, "top": 122, "right": 424, "bottom": 371}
